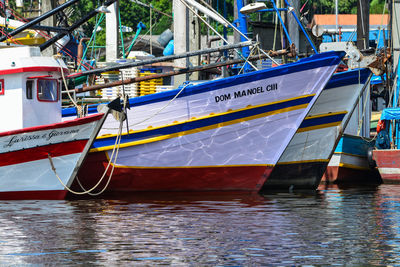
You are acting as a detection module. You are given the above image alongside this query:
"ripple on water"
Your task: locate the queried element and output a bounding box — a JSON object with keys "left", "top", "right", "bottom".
{"left": 0, "top": 185, "right": 399, "bottom": 264}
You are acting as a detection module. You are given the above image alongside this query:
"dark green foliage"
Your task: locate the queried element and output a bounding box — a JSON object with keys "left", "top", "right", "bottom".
{"left": 300, "top": 0, "right": 386, "bottom": 15}
{"left": 66, "top": 0, "right": 174, "bottom": 45}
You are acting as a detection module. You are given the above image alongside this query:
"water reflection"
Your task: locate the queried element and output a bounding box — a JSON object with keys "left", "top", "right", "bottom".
{"left": 1, "top": 186, "right": 400, "bottom": 265}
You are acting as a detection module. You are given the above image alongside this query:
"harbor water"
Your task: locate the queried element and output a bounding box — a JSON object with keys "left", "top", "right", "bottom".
{"left": 1, "top": 184, "right": 400, "bottom": 265}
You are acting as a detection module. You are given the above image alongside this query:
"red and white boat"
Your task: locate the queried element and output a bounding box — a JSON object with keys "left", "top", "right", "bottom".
{"left": 0, "top": 46, "right": 110, "bottom": 200}
{"left": 373, "top": 108, "right": 400, "bottom": 183}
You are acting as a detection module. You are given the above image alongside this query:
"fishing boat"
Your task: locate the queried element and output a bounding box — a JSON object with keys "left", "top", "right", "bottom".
{"left": 62, "top": 51, "right": 344, "bottom": 193}
{"left": 0, "top": 45, "right": 113, "bottom": 200}
{"left": 368, "top": 0, "right": 400, "bottom": 184}
{"left": 320, "top": 69, "right": 381, "bottom": 185}
{"left": 372, "top": 108, "right": 400, "bottom": 183}
{"left": 261, "top": 68, "right": 373, "bottom": 190}
{"left": 322, "top": 136, "right": 380, "bottom": 185}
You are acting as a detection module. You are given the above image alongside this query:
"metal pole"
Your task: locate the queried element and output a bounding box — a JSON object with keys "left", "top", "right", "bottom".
{"left": 0, "top": 0, "right": 79, "bottom": 42}
{"left": 270, "top": 0, "right": 292, "bottom": 45}
{"left": 72, "top": 54, "right": 269, "bottom": 93}
{"left": 40, "top": 0, "right": 117, "bottom": 51}
{"left": 356, "top": 0, "right": 369, "bottom": 50}
{"left": 150, "top": 6, "right": 152, "bottom": 55}
{"left": 284, "top": 0, "right": 318, "bottom": 53}
{"left": 335, "top": 0, "right": 338, "bottom": 41}
{"left": 67, "top": 41, "right": 254, "bottom": 78}
{"left": 236, "top": 0, "right": 251, "bottom": 72}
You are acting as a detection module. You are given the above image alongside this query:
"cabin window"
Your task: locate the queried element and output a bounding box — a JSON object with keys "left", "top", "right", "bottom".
{"left": 26, "top": 80, "right": 34, "bottom": 99}
{"left": 0, "top": 79, "right": 4, "bottom": 95}
{"left": 37, "top": 79, "right": 59, "bottom": 102}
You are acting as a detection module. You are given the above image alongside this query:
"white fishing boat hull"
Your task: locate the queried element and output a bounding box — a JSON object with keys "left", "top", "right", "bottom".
{"left": 262, "top": 68, "right": 373, "bottom": 190}
{"left": 62, "top": 51, "right": 344, "bottom": 193}
{"left": 322, "top": 72, "right": 381, "bottom": 185}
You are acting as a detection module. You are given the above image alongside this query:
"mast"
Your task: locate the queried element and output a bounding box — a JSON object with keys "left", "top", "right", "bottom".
{"left": 106, "top": 2, "right": 120, "bottom": 62}
{"left": 236, "top": 0, "right": 251, "bottom": 72}
{"left": 356, "top": 0, "right": 369, "bottom": 50}
{"left": 393, "top": 0, "right": 400, "bottom": 147}
{"left": 287, "top": 0, "right": 299, "bottom": 51}
{"left": 335, "top": 0, "right": 338, "bottom": 41}
{"left": 173, "top": 0, "right": 189, "bottom": 86}
{"left": 41, "top": 0, "right": 56, "bottom": 56}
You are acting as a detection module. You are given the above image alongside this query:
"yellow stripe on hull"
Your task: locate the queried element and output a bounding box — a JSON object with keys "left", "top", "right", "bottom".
{"left": 97, "top": 94, "right": 316, "bottom": 140}
{"left": 333, "top": 152, "right": 368, "bottom": 159}
{"left": 91, "top": 102, "right": 310, "bottom": 152}
{"left": 296, "top": 121, "right": 342, "bottom": 133}
{"left": 338, "top": 162, "right": 370, "bottom": 171}
{"left": 103, "top": 151, "right": 274, "bottom": 169}
{"left": 276, "top": 159, "right": 330, "bottom": 165}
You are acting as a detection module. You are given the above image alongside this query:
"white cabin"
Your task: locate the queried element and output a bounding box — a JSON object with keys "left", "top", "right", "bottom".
{"left": 0, "top": 46, "right": 67, "bottom": 132}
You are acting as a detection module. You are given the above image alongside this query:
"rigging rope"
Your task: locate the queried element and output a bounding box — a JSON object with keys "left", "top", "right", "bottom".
{"left": 0, "top": 2, "right": 94, "bottom": 71}
{"left": 375, "top": 0, "right": 388, "bottom": 55}
{"left": 103, "top": 82, "right": 191, "bottom": 130}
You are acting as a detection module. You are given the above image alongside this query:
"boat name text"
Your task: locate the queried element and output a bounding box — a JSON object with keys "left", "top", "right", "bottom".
{"left": 4, "top": 129, "right": 80, "bottom": 147}
{"left": 215, "top": 83, "right": 278, "bottom": 103}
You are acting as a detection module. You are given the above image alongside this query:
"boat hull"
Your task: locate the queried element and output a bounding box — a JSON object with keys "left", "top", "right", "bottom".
{"left": 373, "top": 149, "right": 400, "bottom": 183}
{"left": 262, "top": 68, "right": 371, "bottom": 191}
{"left": 261, "top": 161, "right": 328, "bottom": 189}
{"left": 73, "top": 151, "right": 271, "bottom": 192}
{"left": 64, "top": 51, "right": 344, "bottom": 193}
{"left": 322, "top": 135, "right": 381, "bottom": 184}
{"left": 0, "top": 114, "right": 105, "bottom": 200}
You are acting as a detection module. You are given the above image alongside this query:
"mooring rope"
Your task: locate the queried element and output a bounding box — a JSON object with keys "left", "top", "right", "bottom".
{"left": 75, "top": 118, "right": 124, "bottom": 195}
{"left": 75, "top": 92, "right": 130, "bottom": 195}
{"left": 238, "top": 44, "right": 259, "bottom": 74}
{"left": 49, "top": 114, "right": 124, "bottom": 195}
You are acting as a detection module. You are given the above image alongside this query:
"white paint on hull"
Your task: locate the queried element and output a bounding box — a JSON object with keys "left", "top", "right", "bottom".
{"left": 0, "top": 153, "right": 81, "bottom": 192}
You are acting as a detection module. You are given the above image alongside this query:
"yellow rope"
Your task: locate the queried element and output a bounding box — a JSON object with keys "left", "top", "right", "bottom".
{"left": 56, "top": 58, "right": 85, "bottom": 118}
{"left": 76, "top": 99, "right": 127, "bottom": 195}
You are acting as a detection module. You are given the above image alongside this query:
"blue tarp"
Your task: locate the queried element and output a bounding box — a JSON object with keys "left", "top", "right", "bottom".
{"left": 322, "top": 29, "right": 389, "bottom": 48}
{"left": 381, "top": 108, "right": 400, "bottom": 120}
{"left": 371, "top": 74, "right": 386, "bottom": 85}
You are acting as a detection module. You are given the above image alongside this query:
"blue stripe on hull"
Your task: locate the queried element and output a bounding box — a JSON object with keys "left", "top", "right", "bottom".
{"left": 325, "top": 68, "right": 370, "bottom": 90}
{"left": 92, "top": 96, "right": 314, "bottom": 149}
{"left": 62, "top": 51, "right": 345, "bottom": 117}
{"left": 334, "top": 135, "right": 375, "bottom": 157}
{"left": 299, "top": 113, "right": 346, "bottom": 129}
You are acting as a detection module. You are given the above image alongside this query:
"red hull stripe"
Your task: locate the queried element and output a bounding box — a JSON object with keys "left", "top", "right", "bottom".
{"left": 374, "top": 150, "right": 400, "bottom": 183}
{"left": 380, "top": 174, "right": 400, "bottom": 184}
{"left": 75, "top": 152, "right": 272, "bottom": 192}
{"left": 0, "top": 190, "right": 67, "bottom": 200}
{"left": 322, "top": 166, "right": 381, "bottom": 184}
{"left": 0, "top": 66, "right": 69, "bottom": 76}
{"left": 373, "top": 150, "right": 400, "bottom": 167}
{"left": 0, "top": 113, "right": 103, "bottom": 137}
{"left": 0, "top": 140, "right": 87, "bottom": 167}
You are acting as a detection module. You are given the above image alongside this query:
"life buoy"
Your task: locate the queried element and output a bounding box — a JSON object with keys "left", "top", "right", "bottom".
{"left": 376, "top": 119, "right": 386, "bottom": 133}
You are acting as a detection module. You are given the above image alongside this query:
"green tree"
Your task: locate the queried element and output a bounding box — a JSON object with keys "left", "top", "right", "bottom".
{"left": 302, "top": 0, "right": 386, "bottom": 15}
{"left": 66, "top": 0, "right": 173, "bottom": 45}
{"left": 370, "top": 0, "right": 387, "bottom": 14}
